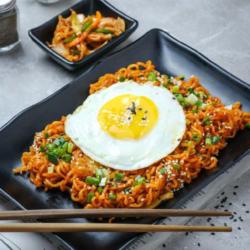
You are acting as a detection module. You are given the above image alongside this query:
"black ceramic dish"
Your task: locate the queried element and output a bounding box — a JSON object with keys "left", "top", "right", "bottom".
{"left": 28, "top": 0, "right": 138, "bottom": 71}
{"left": 0, "top": 29, "right": 250, "bottom": 250}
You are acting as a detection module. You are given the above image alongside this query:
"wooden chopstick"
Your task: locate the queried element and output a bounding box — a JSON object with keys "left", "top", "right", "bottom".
{"left": 0, "top": 209, "right": 231, "bottom": 220}
{"left": 0, "top": 223, "right": 232, "bottom": 233}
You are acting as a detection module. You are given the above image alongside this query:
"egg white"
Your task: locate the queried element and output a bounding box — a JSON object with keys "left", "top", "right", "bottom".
{"left": 65, "top": 81, "right": 186, "bottom": 171}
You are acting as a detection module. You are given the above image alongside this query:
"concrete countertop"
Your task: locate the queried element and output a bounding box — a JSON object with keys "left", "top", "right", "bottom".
{"left": 0, "top": 0, "right": 250, "bottom": 250}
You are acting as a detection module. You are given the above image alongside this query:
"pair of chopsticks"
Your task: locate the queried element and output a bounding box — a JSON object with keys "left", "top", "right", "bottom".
{"left": 0, "top": 209, "right": 232, "bottom": 233}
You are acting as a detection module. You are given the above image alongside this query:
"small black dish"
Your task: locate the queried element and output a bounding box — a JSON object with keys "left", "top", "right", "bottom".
{"left": 28, "top": 0, "right": 138, "bottom": 71}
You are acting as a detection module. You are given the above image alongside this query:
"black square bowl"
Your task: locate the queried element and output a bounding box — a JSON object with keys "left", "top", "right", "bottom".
{"left": 28, "top": 0, "right": 138, "bottom": 71}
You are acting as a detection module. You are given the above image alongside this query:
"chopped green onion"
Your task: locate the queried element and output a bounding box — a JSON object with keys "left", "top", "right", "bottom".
{"left": 81, "top": 19, "right": 93, "bottom": 32}
{"left": 119, "top": 76, "right": 126, "bottom": 82}
{"left": 178, "top": 75, "right": 185, "bottom": 80}
{"left": 47, "top": 153, "right": 58, "bottom": 165}
{"left": 211, "top": 136, "right": 221, "bottom": 144}
{"left": 173, "top": 164, "right": 180, "bottom": 170}
{"left": 124, "top": 187, "right": 131, "bottom": 194}
{"left": 62, "top": 153, "right": 72, "bottom": 163}
{"left": 40, "top": 145, "right": 45, "bottom": 152}
{"left": 114, "top": 173, "right": 124, "bottom": 182}
{"left": 134, "top": 176, "right": 145, "bottom": 186}
{"left": 44, "top": 133, "right": 49, "bottom": 139}
{"left": 172, "top": 85, "right": 179, "bottom": 93}
{"left": 192, "top": 134, "right": 201, "bottom": 142}
{"left": 203, "top": 116, "right": 211, "bottom": 126}
{"left": 175, "top": 93, "right": 184, "bottom": 102}
{"left": 195, "top": 100, "right": 203, "bottom": 107}
{"left": 86, "top": 192, "right": 95, "bottom": 203}
{"left": 108, "top": 193, "right": 117, "bottom": 200}
{"left": 159, "top": 167, "right": 167, "bottom": 175}
{"left": 67, "top": 142, "right": 74, "bottom": 153}
{"left": 62, "top": 142, "right": 68, "bottom": 152}
{"left": 161, "top": 75, "right": 169, "bottom": 88}
{"left": 188, "top": 87, "right": 194, "bottom": 94}
{"left": 97, "top": 187, "right": 103, "bottom": 193}
{"left": 53, "top": 137, "right": 65, "bottom": 146}
{"left": 185, "top": 93, "right": 198, "bottom": 105}
{"left": 63, "top": 34, "right": 77, "bottom": 44}
{"left": 46, "top": 143, "right": 55, "bottom": 151}
{"left": 47, "top": 166, "right": 54, "bottom": 174}
{"left": 99, "top": 177, "right": 107, "bottom": 187}
{"left": 44, "top": 137, "right": 73, "bottom": 165}
{"left": 205, "top": 137, "right": 212, "bottom": 145}
{"left": 147, "top": 72, "right": 157, "bottom": 82}
{"left": 85, "top": 176, "right": 100, "bottom": 186}
{"left": 175, "top": 93, "right": 188, "bottom": 107}
{"left": 206, "top": 136, "right": 220, "bottom": 145}
{"left": 246, "top": 123, "right": 250, "bottom": 129}
{"left": 96, "top": 168, "right": 107, "bottom": 180}
{"left": 95, "top": 28, "right": 113, "bottom": 34}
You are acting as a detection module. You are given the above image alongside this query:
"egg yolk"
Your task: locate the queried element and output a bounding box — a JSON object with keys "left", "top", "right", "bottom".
{"left": 98, "top": 94, "right": 158, "bottom": 139}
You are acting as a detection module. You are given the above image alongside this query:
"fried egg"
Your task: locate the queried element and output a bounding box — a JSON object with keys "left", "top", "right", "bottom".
{"left": 65, "top": 81, "right": 186, "bottom": 170}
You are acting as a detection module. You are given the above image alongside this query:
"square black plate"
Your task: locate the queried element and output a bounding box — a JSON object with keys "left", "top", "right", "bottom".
{"left": 28, "top": 0, "right": 138, "bottom": 71}
{"left": 0, "top": 29, "right": 250, "bottom": 250}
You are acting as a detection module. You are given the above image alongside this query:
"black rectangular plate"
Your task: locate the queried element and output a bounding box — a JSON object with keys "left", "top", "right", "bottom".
{"left": 28, "top": 0, "right": 138, "bottom": 71}
{"left": 0, "top": 29, "right": 249, "bottom": 250}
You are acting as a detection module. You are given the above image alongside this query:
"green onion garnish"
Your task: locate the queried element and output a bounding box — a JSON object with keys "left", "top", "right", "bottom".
{"left": 195, "top": 100, "right": 203, "bottom": 107}
{"left": 203, "top": 116, "right": 211, "bottom": 125}
{"left": 178, "top": 75, "right": 185, "bottom": 80}
{"left": 134, "top": 176, "right": 145, "bottom": 186}
{"left": 44, "top": 133, "right": 49, "bottom": 139}
{"left": 124, "top": 187, "right": 131, "bottom": 194}
{"left": 86, "top": 192, "right": 95, "bottom": 203}
{"left": 97, "top": 187, "right": 103, "bottom": 193}
{"left": 95, "top": 28, "right": 113, "bottom": 34}
{"left": 62, "top": 153, "right": 72, "bottom": 163}
{"left": 81, "top": 19, "right": 93, "bottom": 32}
{"left": 67, "top": 142, "right": 74, "bottom": 153}
{"left": 172, "top": 85, "right": 179, "bottom": 93}
{"left": 119, "top": 76, "right": 126, "bottom": 82}
{"left": 173, "top": 164, "right": 180, "bottom": 170}
{"left": 114, "top": 173, "right": 124, "bottom": 182}
{"left": 205, "top": 136, "right": 220, "bottom": 145}
{"left": 47, "top": 153, "right": 58, "bottom": 165}
{"left": 43, "top": 137, "right": 73, "bottom": 165}
{"left": 192, "top": 134, "right": 201, "bottom": 142}
{"left": 175, "top": 93, "right": 184, "bottom": 102}
{"left": 211, "top": 136, "right": 221, "bottom": 144}
{"left": 147, "top": 72, "right": 157, "bottom": 82}
{"left": 159, "top": 167, "right": 167, "bottom": 175}
{"left": 40, "top": 145, "right": 45, "bottom": 152}
{"left": 205, "top": 137, "right": 212, "bottom": 145}
{"left": 63, "top": 34, "right": 77, "bottom": 44}
{"left": 108, "top": 193, "right": 117, "bottom": 200}
{"left": 85, "top": 176, "right": 100, "bottom": 186}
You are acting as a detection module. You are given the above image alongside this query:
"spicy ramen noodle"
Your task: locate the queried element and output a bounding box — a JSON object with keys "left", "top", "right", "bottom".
{"left": 13, "top": 61, "right": 250, "bottom": 208}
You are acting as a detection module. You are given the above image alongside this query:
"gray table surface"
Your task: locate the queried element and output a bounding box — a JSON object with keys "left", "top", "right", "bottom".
{"left": 0, "top": 0, "right": 250, "bottom": 250}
